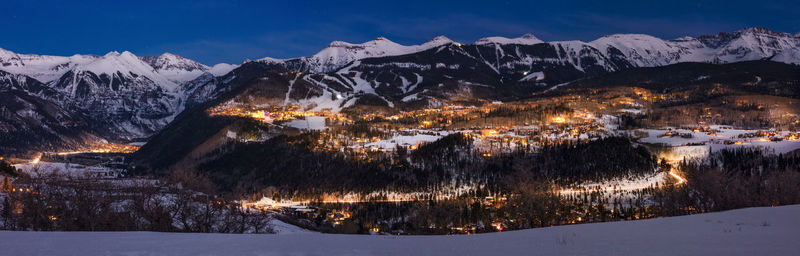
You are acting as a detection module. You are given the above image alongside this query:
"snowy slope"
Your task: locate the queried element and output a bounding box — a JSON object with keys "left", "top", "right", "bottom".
{"left": 0, "top": 48, "right": 97, "bottom": 83}
{"left": 207, "top": 63, "right": 238, "bottom": 76}
{"left": 590, "top": 27, "right": 800, "bottom": 66}
{"left": 474, "top": 33, "right": 544, "bottom": 45}
{"left": 0, "top": 47, "right": 235, "bottom": 85}
{"left": 71, "top": 51, "right": 179, "bottom": 91}
{"left": 140, "top": 53, "right": 238, "bottom": 83}
{"left": 265, "top": 36, "right": 457, "bottom": 73}
{"left": 589, "top": 34, "right": 693, "bottom": 66}
{"left": 0, "top": 48, "right": 238, "bottom": 140}
{"left": 1, "top": 204, "right": 798, "bottom": 256}
{"left": 251, "top": 27, "right": 800, "bottom": 76}
{"left": 140, "top": 53, "right": 209, "bottom": 84}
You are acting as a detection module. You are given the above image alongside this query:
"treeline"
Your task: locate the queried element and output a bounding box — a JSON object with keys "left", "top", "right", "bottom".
{"left": 650, "top": 147, "right": 800, "bottom": 216}
{"left": 505, "top": 137, "right": 656, "bottom": 184}
{"left": 1, "top": 168, "right": 273, "bottom": 233}
{"left": 197, "top": 134, "right": 656, "bottom": 198}
{"left": 293, "top": 147, "right": 800, "bottom": 235}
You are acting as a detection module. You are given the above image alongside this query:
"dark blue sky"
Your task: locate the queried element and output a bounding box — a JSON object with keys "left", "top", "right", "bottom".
{"left": 1, "top": 0, "right": 797, "bottom": 65}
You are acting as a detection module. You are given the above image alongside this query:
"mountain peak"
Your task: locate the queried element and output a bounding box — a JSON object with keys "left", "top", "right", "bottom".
{"left": 327, "top": 40, "right": 353, "bottom": 47}
{"left": 0, "top": 47, "right": 16, "bottom": 57}
{"left": 104, "top": 51, "right": 121, "bottom": 57}
{"left": 428, "top": 35, "right": 454, "bottom": 44}
{"left": 141, "top": 52, "right": 208, "bottom": 72}
{"left": 423, "top": 36, "right": 456, "bottom": 47}
{"left": 736, "top": 26, "right": 778, "bottom": 34}
{"left": 474, "top": 34, "right": 544, "bottom": 45}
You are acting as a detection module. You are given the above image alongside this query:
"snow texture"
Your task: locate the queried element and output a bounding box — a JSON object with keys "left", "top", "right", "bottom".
{"left": 0, "top": 204, "right": 798, "bottom": 256}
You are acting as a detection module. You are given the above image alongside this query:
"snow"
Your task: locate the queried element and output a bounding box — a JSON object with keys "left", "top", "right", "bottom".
{"left": 519, "top": 71, "right": 545, "bottom": 82}
{"left": 475, "top": 33, "right": 544, "bottom": 45}
{"left": 560, "top": 172, "right": 669, "bottom": 196}
{"left": 283, "top": 116, "right": 327, "bottom": 131}
{"left": 589, "top": 27, "right": 800, "bottom": 66}
{"left": 364, "top": 134, "right": 444, "bottom": 150}
{"left": 269, "top": 219, "right": 314, "bottom": 234}
{"left": 637, "top": 127, "right": 800, "bottom": 155}
{"left": 208, "top": 63, "right": 238, "bottom": 76}
{"left": 0, "top": 48, "right": 97, "bottom": 82}
{"left": 0, "top": 48, "right": 234, "bottom": 86}
{"left": 263, "top": 36, "right": 456, "bottom": 73}
{"left": 14, "top": 162, "right": 122, "bottom": 178}
{"left": 1, "top": 204, "right": 798, "bottom": 255}
{"left": 75, "top": 51, "right": 179, "bottom": 91}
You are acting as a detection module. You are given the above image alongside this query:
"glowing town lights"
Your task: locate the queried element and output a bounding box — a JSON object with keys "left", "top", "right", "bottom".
{"left": 491, "top": 222, "right": 504, "bottom": 231}
{"left": 249, "top": 111, "right": 269, "bottom": 120}
{"left": 54, "top": 143, "right": 140, "bottom": 156}
{"left": 551, "top": 116, "right": 566, "bottom": 124}
{"left": 481, "top": 129, "right": 499, "bottom": 136}
{"left": 30, "top": 154, "right": 41, "bottom": 165}
{"left": 573, "top": 111, "right": 594, "bottom": 119}
{"left": 669, "top": 169, "right": 687, "bottom": 185}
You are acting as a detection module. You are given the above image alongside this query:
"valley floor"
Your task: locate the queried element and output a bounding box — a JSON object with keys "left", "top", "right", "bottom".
{"left": 1, "top": 205, "right": 798, "bottom": 256}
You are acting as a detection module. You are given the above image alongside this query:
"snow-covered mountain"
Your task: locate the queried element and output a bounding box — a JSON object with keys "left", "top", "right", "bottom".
{"left": 0, "top": 48, "right": 97, "bottom": 83}
{"left": 475, "top": 33, "right": 544, "bottom": 45}
{"left": 208, "top": 63, "right": 238, "bottom": 76}
{"left": 182, "top": 27, "right": 800, "bottom": 122}
{"left": 0, "top": 70, "right": 99, "bottom": 155}
{"left": 0, "top": 48, "right": 238, "bottom": 140}
{"left": 1, "top": 26, "right": 799, "bottom": 147}
{"left": 139, "top": 53, "right": 238, "bottom": 84}
{"left": 140, "top": 53, "right": 209, "bottom": 84}
{"left": 589, "top": 27, "right": 800, "bottom": 66}
{"left": 258, "top": 36, "right": 457, "bottom": 73}
{"left": 249, "top": 27, "right": 799, "bottom": 77}
{"left": 43, "top": 51, "right": 183, "bottom": 138}
{"left": 0, "top": 48, "right": 238, "bottom": 86}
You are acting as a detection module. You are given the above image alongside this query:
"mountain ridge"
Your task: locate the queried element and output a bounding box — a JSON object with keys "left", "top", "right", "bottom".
{"left": 2, "top": 27, "right": 800, "bottom": 155}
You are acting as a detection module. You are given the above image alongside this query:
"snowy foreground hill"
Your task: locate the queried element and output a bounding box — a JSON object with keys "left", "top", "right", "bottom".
{"left": 2, "top": 205, "right": 798, "bottom": 256}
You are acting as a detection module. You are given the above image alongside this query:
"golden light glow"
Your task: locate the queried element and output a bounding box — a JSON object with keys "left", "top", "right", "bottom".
{"left": 669, "top": 169, "right": 687, "bottom": 185}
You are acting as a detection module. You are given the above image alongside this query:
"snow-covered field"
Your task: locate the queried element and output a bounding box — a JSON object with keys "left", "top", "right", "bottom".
{"left": 637, "top": 126, "right": 800, "bottom": 155}
{"left": 283, "top": 116, "right": 328, "bottom": 131}
{"left": 2, "top": 205, "right": 798, "bottom": 256}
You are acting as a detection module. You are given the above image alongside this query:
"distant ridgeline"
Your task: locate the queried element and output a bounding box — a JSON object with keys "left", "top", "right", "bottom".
{"left": 2, "top": 27, "right": 800, "bottom": 156}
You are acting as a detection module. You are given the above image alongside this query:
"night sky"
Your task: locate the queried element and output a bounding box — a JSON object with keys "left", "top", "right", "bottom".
{"left": 1, "top": 0, "right": 797, "bottom": 65}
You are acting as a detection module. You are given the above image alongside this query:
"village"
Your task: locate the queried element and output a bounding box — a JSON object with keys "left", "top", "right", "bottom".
{"left": 4, "top": 85, "right": 800, "bottom": 235}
